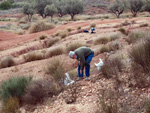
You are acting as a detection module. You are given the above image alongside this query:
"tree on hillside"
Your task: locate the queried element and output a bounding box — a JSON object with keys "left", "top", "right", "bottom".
{"left": 54, "top": 0, "right": 66, "bottom": 17}
{"left": 44, "top": 4, "right": 57, "bottom": 22}
{"left": 64, "top": 0, "right": 84, "bottom": 21}
{"left": 0, "top": 1, "right": 12, "bottom": 10}
{"left": 23, "top": 3, "right": 34, "bottom": 22}
{"left": 143, "top": 0, "right": 150, "bottom": 13}
{"left": 108, "top": 0, "right": 128, "bottom": 18}
{"left": 129, "top": 0, "right": 144, "bottom": 17}
{"left": 34, "top": 0, "right": 52, "bottom": 18}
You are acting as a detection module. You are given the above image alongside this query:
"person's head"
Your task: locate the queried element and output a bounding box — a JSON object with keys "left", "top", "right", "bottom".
{"left": 69, "top": 51, "right": 76, "bottom": 59}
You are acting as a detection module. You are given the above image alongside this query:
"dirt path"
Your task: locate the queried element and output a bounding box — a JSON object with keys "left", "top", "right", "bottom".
{"left": 0, "top": 17, "right": 150, "bottom": 50}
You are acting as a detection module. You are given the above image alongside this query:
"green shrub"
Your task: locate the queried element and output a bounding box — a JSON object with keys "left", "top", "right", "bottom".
{"left": 0, "top": 76, "right": 32, "bottom": 102}
{"left": 0, "top": 1, "right": 12, "bottom": 10}
{"left": 12, "top": 2, "right": 25, "bottom": 8}
{"left": 66, "top": 42, "right": 84, "bottom": 52}
{"left": 0, "top": 56, "right": 15, "bottom": 68}
{"left": 1, "top": 97, "right": 19, "bottom": 113}
{"left": 46, "top": 58, "right": 65, "bottom": 82}
{"left": 29, "top": 21, "right": 55, "bottom": 33}
{"left": 24, "top": 51, "right": 44, "bottom": 62}
{"left": 94, "top": 37, "right": 111, "bottom": 45}
{"left": 45, "top": 47, "right": 64, "bottom": 58}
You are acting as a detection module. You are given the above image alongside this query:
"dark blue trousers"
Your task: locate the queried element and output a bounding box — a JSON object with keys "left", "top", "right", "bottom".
{"left": 78, "top": 53, "right": 94, "bottom": 77}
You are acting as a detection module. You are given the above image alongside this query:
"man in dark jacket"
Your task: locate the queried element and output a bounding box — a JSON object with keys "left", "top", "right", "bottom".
{"left": 69, "top": 47, "right": 94, "bottom": 81}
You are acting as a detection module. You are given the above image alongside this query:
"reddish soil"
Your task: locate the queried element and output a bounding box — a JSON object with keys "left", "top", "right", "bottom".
{"left": 0, "top": 17, "right": 150, "bottom": 50}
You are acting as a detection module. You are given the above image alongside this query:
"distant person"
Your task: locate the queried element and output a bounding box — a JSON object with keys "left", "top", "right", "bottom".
{"left": 90, "top": 27, "right": 95, "bottom": 33}
{"left": 69, "top": 47, "right": 94, "bottom": 81}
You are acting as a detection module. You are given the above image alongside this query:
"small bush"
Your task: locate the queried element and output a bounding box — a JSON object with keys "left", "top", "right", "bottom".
{"left": 90, "top": 23, "right": 96, "bottom": 27}
{"left": 22, "top": 80, "right": 47, "bottom": 105}
{"left": 0, "top": 1, "right": 12, "bottom": 10}
{"left": 66, "top": 42, "right": 84, "bottom": 52}
{"left": 100, "top": 45, "right": 110, "bottom": 53}
{"left": 145, "top": 100, "right": 150, "bottom": 113}
{"left": 129, "top": 36, "right": 150, "bottom": 73}
{"left": 66, "top": 27, "right": 73, "bottom": 32}
{"left": 46, "top": 58, "right": 65, "bottom": 82}
{"left": 39, "top": 34, "right": 48, "bottom": 40}
{"left": 118, "top": 28, "right": 127, "bottom": 35}
{"left": 110, "top": 34, "right": 120, "bottom": 41}
{"left": 45, "top": 38, "right": 59, "bottom": 47}
{"left": 109, "top": 41, "right": 120, "bottom": 51}
{"left": 59, "top": 31, "right": 67, "bottom": 39}
{"left": 45, "top": 47, "right": 64, "bottom": 58}
{"left": 139, "top": 23, "right": 149, "bottom": 27}
{"left": 0, "top": 56, "right": 15, "bottom": 68}
{"left": 29, "top": 21, "right": 55, "bottom": 33}
{"left": 94, "top": 37, "right": 111, "bottom": 45}
{"left": 0, "top": 76, "right": 32, "bottom": 102}
{"left": 24, "top": 51, "right": 44, "bottom": 62}
{"left": 126, "top": 30, "right": 145, "bottom": 44}
{"left": 77, "top": 26, "right": 81, "bottom": 30}
{"left": 97, "top": 89, "right": 118, "bottom": 113}
{"left": 1, "top": 97, "right": 19, "bottom": 113}
{"left": 121, "top": 20, "right": 130, "bottom": 26}
{"left": 101, "top": 57, "right": 124, "bottom": 79}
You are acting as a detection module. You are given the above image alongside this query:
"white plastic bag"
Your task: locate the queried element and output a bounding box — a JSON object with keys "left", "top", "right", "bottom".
{"left": 95, "top": 59, "right": 104, "bottom": 71}
{"left": 64, "top": 73, "right": 75, "bottom": 86}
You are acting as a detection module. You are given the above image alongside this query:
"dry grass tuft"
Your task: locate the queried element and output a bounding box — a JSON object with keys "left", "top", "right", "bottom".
{"left": 44, "top": 37, "right": 60, "bottom": 48}
{"left": 101, "top": 57, "right": 124, "bottom": 79}
{"left": 100, "top": 45, "right": 110, "bottom": 53}
{"left": 90, "top": 23, "right": 96, "bottom": 27}
{"left": 24, "top": 51, "right": 44, "bottom": 62}
{"left": 39, "top": 34, "right": 48, "bottom": 40}
{"left": 139, "top": 23, "right": 149, "bottom": 27}
{"left": 46, "top": 58, "right": 65, "bottom": 83}
{"left": 118, "top": 28, "right": 127, "bottom": 35}
{"left": 0, "top": 56, "right": 15, "bottom": 68}
{"left": 45, "top": 47, "right": 64, "bottom": 58}
{"left": 29, "top": 21, "right": 55, "bottom": 33}
{"left": 94, "top": 37, "right": 111, "bottom": 45}
{"left": 66, "top": 42, "right": 84, "bottom": 52}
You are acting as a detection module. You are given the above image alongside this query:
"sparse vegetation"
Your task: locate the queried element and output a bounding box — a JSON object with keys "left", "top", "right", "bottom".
{"left": 39, "top": 34, "right": 48, "bottom": 40}
{"left": 139, "top": 23, "right": 149, "bottom": 27}
{"left": 45, "top": 47, "right": 64, "bottom": 58}
{"left": 46, "top": 58, "right": 65, "bottom": 83}
{"left": 126, "top": 30, "right": 145, "bottom": 44}
{"left": 94, "top": 37, "right": 111, "bottom": 45}
{"left": 29, "top": 21, "right": 55, "bottom": 33}
{"left": 118, "top": 28, "right": 127, "bottom": 35}
{"left": 44, "top": 37, "right": 60, "bottom": 47}
{"left": 24, "top": 51, "right": 44, "bottom": 62}
{"left": 97, "top": 89, "right": 118, "bottom": 113}
{"left": 101, "top": 57, "right": 124, "bottom": 79}
{"left": 90, "top": 23, "right": 96, "bottom": 27}
{"left": 0, "top": 56, "right": 15, "bottom": 68}
{"left": 22, "top": 80, "right": 47, "bottom": 105}
{"left": 77, "top": 26, "right": 81, "bottom": 30}
{"left": 145, "top": 99, "right": 150, "bottom": 113}
{"left": 100, "top": 45, "right": 110, "bottom": 53}
{"left": 1, "top": 97, "right": 20, "bottom": 113}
